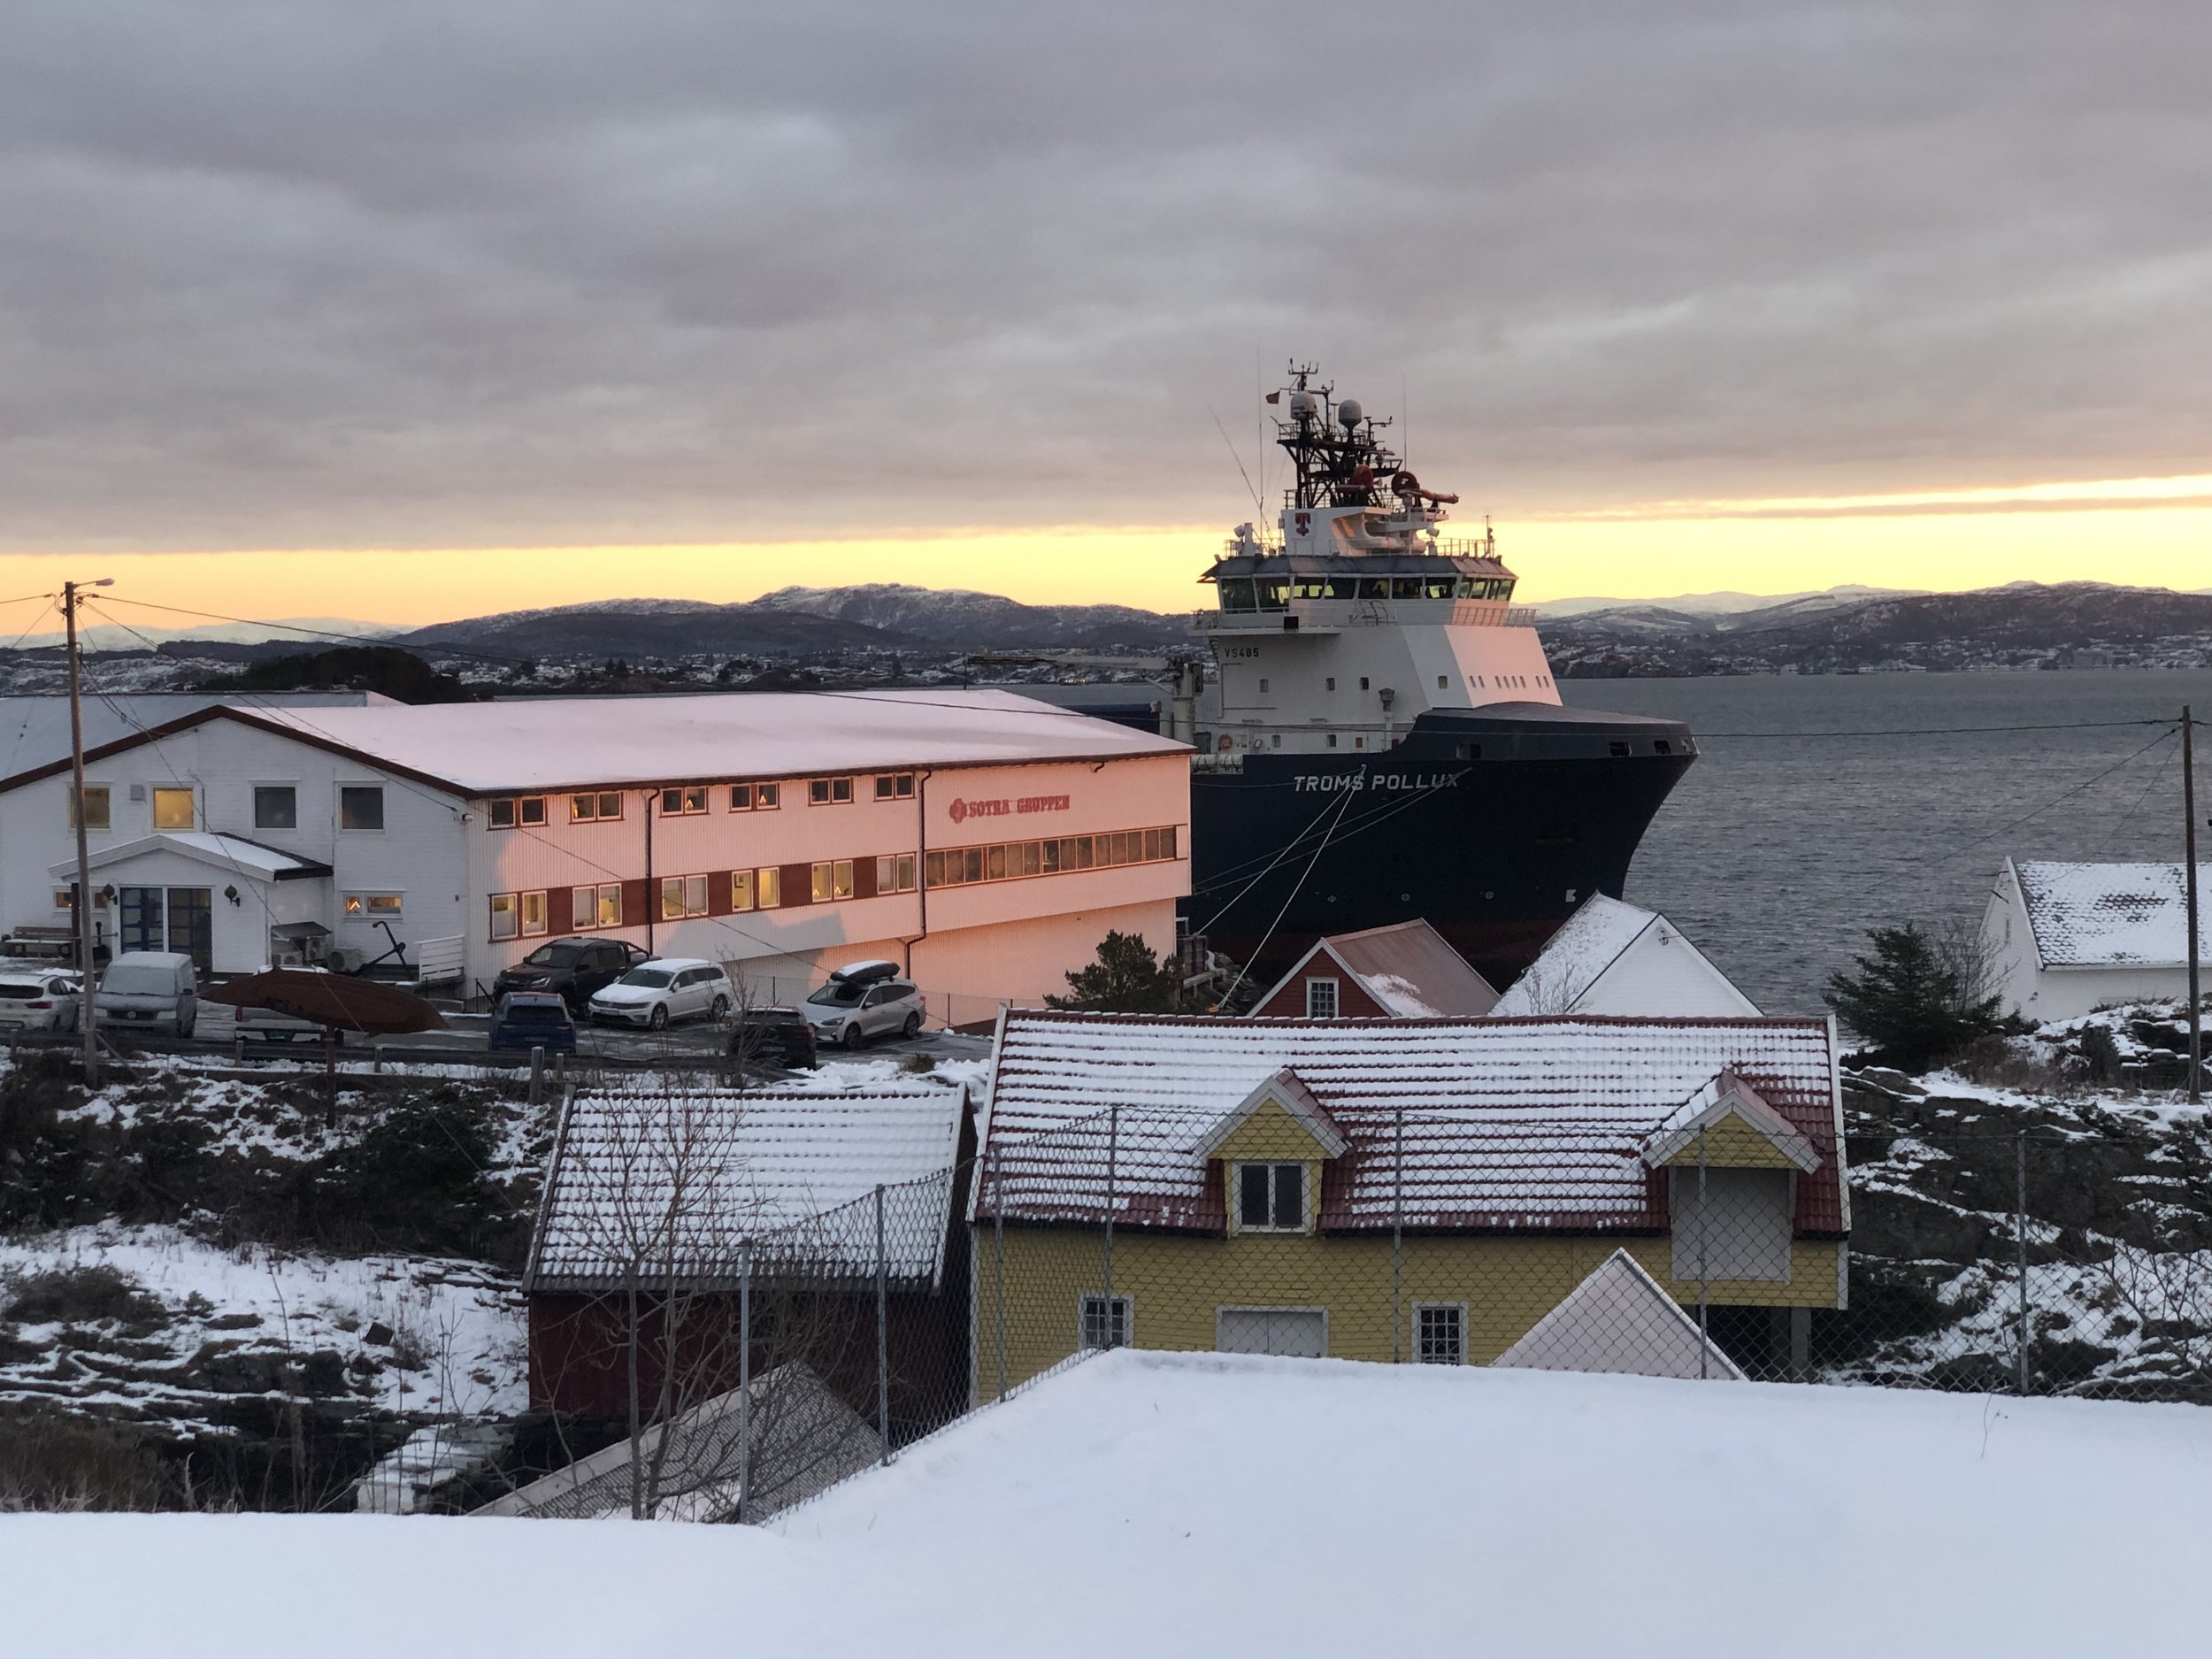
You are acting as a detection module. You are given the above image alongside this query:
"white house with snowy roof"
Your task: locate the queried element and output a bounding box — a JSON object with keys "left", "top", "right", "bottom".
{"left": 1487, "top": 893, "right": 1760, "bottom": 1018}
{"left": 0, "top": 690, "right": 1188, "bottom": 1013}
{"left": 1979, "top": 858, "right": 2211, "bottom": 1020}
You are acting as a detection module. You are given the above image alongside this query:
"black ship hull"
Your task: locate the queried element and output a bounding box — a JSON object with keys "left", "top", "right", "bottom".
{"left": 1182, "top": 703, "right": 1695, "bottom": 989}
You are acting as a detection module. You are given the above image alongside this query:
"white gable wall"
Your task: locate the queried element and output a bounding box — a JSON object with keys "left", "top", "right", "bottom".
{"left": 1566, "top": 919, "right": 1762, "bottom": 1018}
{"left": 0, "top": 717, "right": 466, "bottom": 969}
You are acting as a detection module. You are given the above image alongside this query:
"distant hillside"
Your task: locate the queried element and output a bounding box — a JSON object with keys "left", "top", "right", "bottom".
{"left": 392, "top": 587, "right": 1195, "bottom": 661}
{"left": 749, "top": 583, "right": 1195, "bottom": 650}
{"left": 1544, "top": 580, "right": 2212, "bottom": 674}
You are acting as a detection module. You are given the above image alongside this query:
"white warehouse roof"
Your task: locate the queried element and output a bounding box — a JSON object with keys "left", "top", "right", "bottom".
{"left": 9, "top": 689, "right": 1187, "bottom": 797}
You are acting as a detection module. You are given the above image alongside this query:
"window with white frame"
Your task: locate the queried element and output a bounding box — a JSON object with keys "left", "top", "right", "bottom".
{"left": 571, "top": 883, "right": 623, "bottom": 930}
{"left": 873, "top": 772, "right": 915, "bottom": 801}
{"left": 339, "top": 786, "right": 385, "bottom": 832}
{"left": 1235, "top": 1162, "right": 1308, "bottom": 1232}
{"left": 151, "top": 787, "right": 196, "bottom": 831}
{"left": 1415, "top": 1304, "right": 1465, "bottom": 1365}
{"left": 730, "top": 869, "right": 756, "bottom": 911}
{"left": 724, "top": 780, "right": 780, "bottom": 810}
{"left": 810, "top": 860, "right": 855, "bottom": 902}
{"left": 343, "top": 893, "right": 403, "bottom": 921}
{"left": 1304, "top": 977, "right": 1339, "bottom": 1018}
{"left": 1079, "top": 1293, "right": 1131, "bottom": 1350}
{"left": 488, "top": 893, "right": 518, "bottom": 941}
{"left": 808, "top": 777, "right": 855, "bottom": 806}
{"left": 66, "top": 786, "right": 111, "bottom": 831}
{"left": 486, "top": 795, "right": 547, "bottom": 830}
{"left": 519, "top": 891, "right": 549, "bottom": 936}
{"left": 658, "top": 785, "right": 709, "bottom": 817}
{"left": 757, "top": 866, "right": 782, "bottom": 908}
{"left": 569, "top": 791, "right": 624, "bottom": 823}
{"left": 661, "top": 874, "right": 709, "bottom": 918}
{"left": 875, "top": 854, "right": 917, "bottom": 894}
{"left": 253, "top": 785, "right": 298, "bottom": 831}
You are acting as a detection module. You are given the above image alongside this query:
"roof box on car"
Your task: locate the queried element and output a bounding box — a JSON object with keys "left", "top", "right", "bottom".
{"left": 829, "top": 959, "right": 901, "bottom": 986}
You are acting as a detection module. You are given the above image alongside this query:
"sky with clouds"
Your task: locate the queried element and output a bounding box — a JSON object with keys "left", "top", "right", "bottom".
{"left": 3, "top": 1, "right": 2208, "bottom": 616}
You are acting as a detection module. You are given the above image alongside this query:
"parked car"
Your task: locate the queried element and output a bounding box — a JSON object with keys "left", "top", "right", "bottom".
{"left": 492, "top": 937, "right": 650, "bottom": 1012}
{"left": 588, "top": 958, "right": 733, "bottom": 1030}
{"left": 489, "top": 991, "right": 578, "bottom": 1054}
{"left": 96, "top": 951, "right": 199, "bottom": 1037}
{"left": 0, "top": 970, "right": 81, "bottom": 1033}
{"left": 726, "top": 1004, "right": 818, "bottom": 1071}
{"left": 800, "top": 960, "right": 926, "bottom": 1049}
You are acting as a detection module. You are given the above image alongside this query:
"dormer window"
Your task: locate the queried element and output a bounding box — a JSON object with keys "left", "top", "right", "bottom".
{"left": 1236, "top": 1162, "right": 1307, "bottom": 1232}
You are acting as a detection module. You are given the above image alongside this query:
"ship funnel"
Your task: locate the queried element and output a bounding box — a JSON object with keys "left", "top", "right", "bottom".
{"left": 1337, "top": 398, "right": 1363, "bottom": 428}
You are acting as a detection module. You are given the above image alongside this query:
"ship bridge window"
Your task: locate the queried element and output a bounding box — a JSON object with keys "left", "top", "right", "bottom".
{"left": 1292, "top": 577, "right": 1352, "bottom": 601}
{"left": 1392, "top": 578, "right": 1423, "bottom": 600}
{"left": 1219, "top": 578, "right": 1257, "bottom": 613}
{"left": 1357, "top": 579, "right": 1389, "bottom": 600}
{"left": 1256, "top": 579, "right": 1289, "bottom": 611}
{"left": 1423, "top": 577, "right": 1455, "bottom": 600}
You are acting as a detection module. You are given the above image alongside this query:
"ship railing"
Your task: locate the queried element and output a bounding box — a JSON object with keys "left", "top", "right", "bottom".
{"left": 1505, "top": 605, "right": 1543, "bottom": 626}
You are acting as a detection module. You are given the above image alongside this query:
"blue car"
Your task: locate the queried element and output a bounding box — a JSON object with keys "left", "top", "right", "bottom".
{"left": 489, "top": 991, "right": 577, "bottom": 1054}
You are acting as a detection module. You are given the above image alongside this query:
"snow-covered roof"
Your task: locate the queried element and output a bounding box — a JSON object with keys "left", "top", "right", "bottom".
{"left": 58, "top": 689, "right": 1186, "bottom": 796}
{"left": 1257, "top": 918, "right": 1498, "bottom": 1017}
{"left": 974, "top": 1011, "right": 1844, "bottom": 1235}
{"left": 528, "top": 1086, "right": 968, "bottom": 1291}
{"left": 2014, "top": 859, "right": 2212, "bottom": 968}
{"left": 46, "top": 832, "right": 330, "bottom": 882}
{"left": 1489, "top": 895, "right": 1661, "bottom": 1015}
{"left": 1493, "top": 1249, "right": 1747, "bottom": 1380}
{"left": 0, "top": 693, "right": 385, "bottom": 786}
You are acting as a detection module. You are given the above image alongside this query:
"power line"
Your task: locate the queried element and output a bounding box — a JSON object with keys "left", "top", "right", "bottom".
{"left": 1692, "top": 718, "right": 2181, "bottom": 739}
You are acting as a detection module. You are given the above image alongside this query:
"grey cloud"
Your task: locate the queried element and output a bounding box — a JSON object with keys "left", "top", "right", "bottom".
{"left": 3, "top": 0, "right": 2208, "bottom": 550}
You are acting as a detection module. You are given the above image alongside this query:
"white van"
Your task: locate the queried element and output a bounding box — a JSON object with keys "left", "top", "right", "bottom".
{"left": 96, "top": 951, "right": 200, "bottom": 1037}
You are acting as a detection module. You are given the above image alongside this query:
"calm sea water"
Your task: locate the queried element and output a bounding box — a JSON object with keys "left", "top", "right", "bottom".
{"left": 1561, "top": 670, "right": 2212, "bottom": 1017}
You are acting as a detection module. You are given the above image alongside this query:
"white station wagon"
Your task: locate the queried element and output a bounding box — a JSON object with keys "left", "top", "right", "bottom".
{"left": 587, "top": 957, "right": 733, "bottom": 1031}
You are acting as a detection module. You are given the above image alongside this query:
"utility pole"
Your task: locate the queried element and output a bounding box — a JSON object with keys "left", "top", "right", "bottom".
{"left": 2185, "top": 705, "right": 2200, "bottom": 1106}
{"left": 64, "top": 579, "right": 111, "bottom": 1087}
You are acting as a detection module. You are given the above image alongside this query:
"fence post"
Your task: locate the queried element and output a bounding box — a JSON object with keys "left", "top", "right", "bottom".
{"left": 875, "top": 1183, "right": 890, "bottom": 1463}
{"left": 1696, "top": 1125, "right": 1711, "bottom": 1381}
{"left": 1392, "top": 1106, "right": 1404, "bottom": 1363}
{"left": 2016, "top": 1131, "right": 2031, "bottom": 1396}
{"left": 992, "top": 1147, "right": 1007, "bottom": 1402}
{"left": 736, "top": 1238, "right": 752, "bottom": 1525}
{"left": 528, "top": 1045, "right": 544, "bottom": 1105}
{"left": 1102, "top": 1102, "right": 1118, "bottom": 1345}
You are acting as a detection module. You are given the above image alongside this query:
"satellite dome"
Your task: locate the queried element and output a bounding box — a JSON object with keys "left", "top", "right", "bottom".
{"left": 1337, "top": 398, "right": 1363, "bottom": 428}
{"left": 1288, "top": 390, "right": 1318, "bottom": 419}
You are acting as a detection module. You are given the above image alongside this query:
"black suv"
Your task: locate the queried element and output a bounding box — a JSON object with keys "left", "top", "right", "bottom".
{"left": 727, "top": 1006, "right": 818, "bottom": 1072}
{"left": 492, "top": 937, "right": 650, "bottom": 1011}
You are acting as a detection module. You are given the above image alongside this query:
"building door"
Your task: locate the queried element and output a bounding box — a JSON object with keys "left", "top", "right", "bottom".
{"left": 119, "top": 887, "right": 164, "bottom": 954}
{"left": 165, "top": 888, "right": 213, "bottom": 973}
{"left": 1215, "top": 1308, "right": 1326, "bottom": 1358}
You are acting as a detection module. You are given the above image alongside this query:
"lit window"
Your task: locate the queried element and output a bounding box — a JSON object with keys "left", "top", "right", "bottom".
{"left": 67, "top": 787, "right": 111, "bottom": 831}
{"left": 253, "top": 786, "right": 297, "bottom": 831}
{"left": 661, "top": 874, "right": 709, "bottom": 918}
{"left": 1305, "top": 978, "right": 1339, "bottom": 1018}
{"left": 150, "top": 787, "right": 195, "bottom": 830}
{"left": 1079, "top": 1294, "right": 1131, "bottom": 1351}
{"left": 1236, "top": 1163, "right": 1307, "bottom": 1232}
{"left": 810, "top": 860, "right": 854, "bottom": 902}
{"left": 809, "top": 777, "right": 855, "bottom": 806}
{"left": 570, "top": 792, "right": 624, "bottom": 823}
{"left": 343, "top": 894, "right": 403, "bottom": 919}
{"left": 488, "top": 893, "right": 518, "bottom": 941}
{"left": 659, "top": 786, "right": 709, "bottom": 816}
{"left": 571, "top": 883, "right": 623, "bottom": 929}
{"left": 519, "top": 891, "right": 549, "bottom": 936}
{"left": 730, "top": 869, "right": 755, "bottom": 911}
{"left": 875, "top": 854, "right": 917, "bottom": 894}
{"left": 1416, "top": 1305, "right": 1465, "bottom": 1365}
{"left": 339, "top": 786, "right": 385, "bottom": 832}
{"left": 757, "top": 782, "right": 780, "bottom": 809}
{"left": 757, "top": 866, "right": 781, "bottom": 908}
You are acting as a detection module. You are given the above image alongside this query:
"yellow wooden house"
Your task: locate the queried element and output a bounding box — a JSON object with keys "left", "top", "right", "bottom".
{"left": 970, "top": 1010, "right": 1847, "bottom": 1397}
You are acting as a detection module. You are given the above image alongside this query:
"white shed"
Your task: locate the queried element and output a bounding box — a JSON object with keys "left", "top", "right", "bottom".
{"left": 1979, "top": 858, "right": 2211, "bottom": 1021}
{"left": 1488, "top": 894, "right": 1761, "bottom": 1018}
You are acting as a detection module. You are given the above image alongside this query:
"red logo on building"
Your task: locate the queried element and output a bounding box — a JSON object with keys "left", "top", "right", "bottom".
{"left": 1294, "top": 511, "right": 1311, "bottom": 536}
{"left": 949, "top": 798, "right": 968, "bottom": 825}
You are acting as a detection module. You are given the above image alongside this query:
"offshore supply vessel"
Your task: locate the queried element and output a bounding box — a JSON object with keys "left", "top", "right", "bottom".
{"left": 1180, "top": 365, "right": 1696, "bottom": 985}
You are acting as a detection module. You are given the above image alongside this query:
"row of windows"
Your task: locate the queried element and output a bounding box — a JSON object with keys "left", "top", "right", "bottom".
{"left": 1217, "top": 574, "right": 1515, "bottom": 612}
{"left": 485, "top": 773, "right": 917, "bottom": 829}
{"left": 1076, "top": 1294, "right": 1467, "bottom": 1363}
{"left": 486, "top": 853, "right": 925, "bottom": 940}
{"left": 922, "top": 826, "right": 1179, "bottom": 889}
{"left": 67, "top": 783, "right": 385, "bottom": 833}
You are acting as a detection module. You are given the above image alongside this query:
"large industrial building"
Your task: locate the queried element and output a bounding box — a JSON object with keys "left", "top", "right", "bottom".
{"left": 0, "top": 690, "right": 1191, "bottom": 1020}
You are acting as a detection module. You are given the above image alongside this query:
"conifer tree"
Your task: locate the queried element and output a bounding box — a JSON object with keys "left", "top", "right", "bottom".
{"left": 1044, "top": 931, "right": 1182, "bottom": 1013}
{"left": 1824, "top": 922, "right": 2003, "bottom": 1071}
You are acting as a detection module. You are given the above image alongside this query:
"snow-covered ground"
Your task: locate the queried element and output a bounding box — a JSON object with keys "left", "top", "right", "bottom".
{"left": 4, "top": 1350, "right": 2208, "bottom": 1657}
